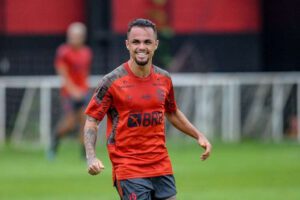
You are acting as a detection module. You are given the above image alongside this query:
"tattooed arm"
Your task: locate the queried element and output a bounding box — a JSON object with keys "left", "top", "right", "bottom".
{"left": 84, "top": 116, "right": 105, "bottom": 175}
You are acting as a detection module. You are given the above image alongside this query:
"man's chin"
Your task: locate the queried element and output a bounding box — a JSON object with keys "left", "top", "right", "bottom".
{"left": 135, "top": 59, "right": 149, "bottom": 66}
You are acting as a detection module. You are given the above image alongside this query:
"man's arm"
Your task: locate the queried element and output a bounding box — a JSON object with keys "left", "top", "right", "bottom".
{"left": 84, "top": 116, "right": 105, "bottom": 175}
{"left": 166, "top": 109, "right": 212, "bottom": 161}
{"left": 56, "top": 66, "right": 84, "bottom": 99}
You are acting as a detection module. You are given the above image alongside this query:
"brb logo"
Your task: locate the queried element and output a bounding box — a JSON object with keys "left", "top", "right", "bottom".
{"left": 127, "top": 111, "right": 163, "bottom": 127}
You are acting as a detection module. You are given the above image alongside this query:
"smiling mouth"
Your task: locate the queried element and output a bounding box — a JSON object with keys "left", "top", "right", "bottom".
{"left": 136, "top": 52, "right": 148, "bottom": 55}
{"left": 136, "top": 52, "right": 148, "bottom": 59}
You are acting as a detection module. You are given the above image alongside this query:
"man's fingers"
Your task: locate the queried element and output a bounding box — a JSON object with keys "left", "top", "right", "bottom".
{"left": 201, "top": 150, "right": 210, "bottom": 161}
{"left": 200, "top": 142, "right": 212, "bottom": 161}
{"left": 90, "top": 164, "right": 100, "bottom": 172}
{"left": 87, "top": 160, "right": 105, "bottom": 175}
{"left": 97, "top": 160, "right": 105, "bottom": 170}
{"left": 88, "top": 166, "right": 100, "bottom": 175}
{"left": 88, "top": 165, "right": 99, "bottom": 175}
{"left": 88, "top": 168, "right": 97, "bottom": 175}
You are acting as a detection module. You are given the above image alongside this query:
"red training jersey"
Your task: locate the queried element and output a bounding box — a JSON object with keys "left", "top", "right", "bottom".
{"left": 55, "top": 44, "right": 92, "bottom": 97}
{"left": 85, "top": 62, "right": 177, "bottom": 181}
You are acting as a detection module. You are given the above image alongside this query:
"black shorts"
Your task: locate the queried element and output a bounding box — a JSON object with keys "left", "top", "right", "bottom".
{"left": 115, "top": 175, "right": 177, "bottom": 200}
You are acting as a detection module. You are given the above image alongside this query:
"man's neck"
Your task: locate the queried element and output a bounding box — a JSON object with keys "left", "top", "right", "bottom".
{"left": 68, "top": 43, "right": 84, "bottom": 50}
{"left": 128, "top": 60, "right": 152, "bottom": 78}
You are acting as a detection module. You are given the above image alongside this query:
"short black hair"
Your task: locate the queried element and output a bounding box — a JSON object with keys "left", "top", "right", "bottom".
{"left": 127, "top": 18, "right": 157, "bottom": 38}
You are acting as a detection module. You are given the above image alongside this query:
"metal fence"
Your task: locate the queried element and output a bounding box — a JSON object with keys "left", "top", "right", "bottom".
{"left": 0, "top": 72, "right": 299, "bottom": 148}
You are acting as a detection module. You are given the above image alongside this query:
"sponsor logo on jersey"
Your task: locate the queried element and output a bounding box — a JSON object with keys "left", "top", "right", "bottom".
{"left": 127, "top": 111, "right": 163, "bottom": 127}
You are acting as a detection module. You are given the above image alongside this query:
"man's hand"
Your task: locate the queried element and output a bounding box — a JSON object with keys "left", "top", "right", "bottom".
{"left": 87, "top": 157, "right": 105, "bottom": 175}
{"left": 69, "top": 87, "right": 85, "bottom": 100}
{"left": 166, "top": 109, "right": 212, "bottom": 161}
{"left": 198, "top": 138, "right": 212, "bottom": 161}
{"left": 56, "top": 65, "right": 85, "bottom": 100}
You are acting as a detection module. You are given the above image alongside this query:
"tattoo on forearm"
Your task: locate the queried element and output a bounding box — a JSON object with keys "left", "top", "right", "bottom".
{"left": 87, "top": 116, "right": 99, "bottom": 123}
{"left": 84, "top": 126, "right": 98, "bottom": 160}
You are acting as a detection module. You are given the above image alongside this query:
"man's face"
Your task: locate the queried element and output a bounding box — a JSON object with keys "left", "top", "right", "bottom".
{"left": 126, "top": 27, "right": 159, "bottom": 66}
{"left": 67, "top": 30, "right": 85, "bottom": 48}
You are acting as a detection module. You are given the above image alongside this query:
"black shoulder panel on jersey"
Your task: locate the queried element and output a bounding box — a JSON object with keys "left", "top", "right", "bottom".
{"left": 95, "top": 64, "right": 128, "bottom": 101}
{"left": 107, "top": 107, "right": 119, "bottom": 145}
{"left": 153, "top": 65, "right": 171, "bottom": 78}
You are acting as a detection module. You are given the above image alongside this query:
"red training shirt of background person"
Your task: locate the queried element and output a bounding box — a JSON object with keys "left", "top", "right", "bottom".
{"left": 55, "top": 44, "right": 92, "bottom": 97}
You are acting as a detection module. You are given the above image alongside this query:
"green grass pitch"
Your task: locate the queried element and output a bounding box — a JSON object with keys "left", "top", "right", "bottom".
{"left": 0, "top": 139, "right": 300, "bottom": 200}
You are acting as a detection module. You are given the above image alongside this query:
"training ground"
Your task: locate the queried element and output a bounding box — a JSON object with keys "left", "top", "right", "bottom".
{"left": 0, "top": 139, "right": 299, "bottom": 200}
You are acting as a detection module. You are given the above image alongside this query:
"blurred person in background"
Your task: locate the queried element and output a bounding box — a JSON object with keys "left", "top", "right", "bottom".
{"left": 48, "top": 22, "right": 93, "bottom": 160}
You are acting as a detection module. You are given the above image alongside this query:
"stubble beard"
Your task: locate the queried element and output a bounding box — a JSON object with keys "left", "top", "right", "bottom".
{"left": 134, "top": 54, "right": 150, "bottom": 67}
{"left": 134, "top": 57, "right": 149, "bottom": 67}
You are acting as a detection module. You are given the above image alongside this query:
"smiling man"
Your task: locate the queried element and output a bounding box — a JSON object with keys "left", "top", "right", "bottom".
{"left": 84, "top": 18, "right": 212, "bottom": 200}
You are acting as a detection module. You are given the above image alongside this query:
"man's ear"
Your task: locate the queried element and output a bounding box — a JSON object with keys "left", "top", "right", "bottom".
{"left": 125, "top": 40, "right": 129, "bottom": 49}
{"left": 155, "top": 40, "right": 159, "bottom": 50}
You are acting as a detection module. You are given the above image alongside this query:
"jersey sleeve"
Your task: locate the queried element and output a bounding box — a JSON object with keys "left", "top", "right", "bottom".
{"left": 85, "top": 77, "right": 113, "bottom": 121}
{"left": 165, "top": 78, "right": 177, "bottom": 113}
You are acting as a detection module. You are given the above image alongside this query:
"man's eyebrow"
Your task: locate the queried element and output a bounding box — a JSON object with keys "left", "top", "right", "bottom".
{"left": 131, "top": 39, "right": 153, "bottom": 42}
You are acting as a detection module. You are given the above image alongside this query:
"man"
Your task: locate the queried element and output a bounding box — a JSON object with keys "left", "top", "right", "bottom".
{"left": 48, "top": 22, "right": 93, "bottom": 159}
{"left": 84, "top": 19, "right": 211, "bottom": 200}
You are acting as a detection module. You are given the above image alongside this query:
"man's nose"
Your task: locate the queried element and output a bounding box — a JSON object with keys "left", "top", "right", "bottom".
{"left": 138, "top": 43, "right": 146, "bottom": 49}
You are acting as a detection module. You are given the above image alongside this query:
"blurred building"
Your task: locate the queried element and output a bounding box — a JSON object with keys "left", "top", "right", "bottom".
{"left": 0, "top": 0, "right": 299, "bottom": 76}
